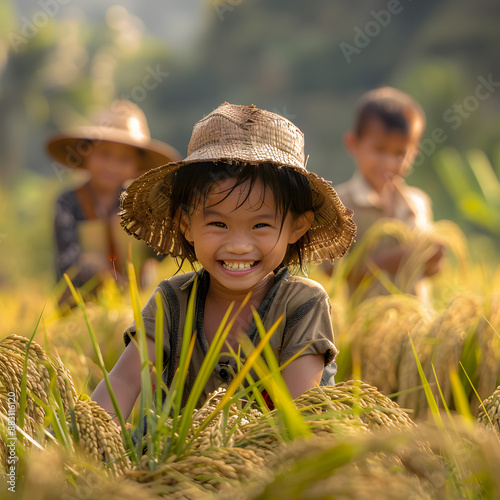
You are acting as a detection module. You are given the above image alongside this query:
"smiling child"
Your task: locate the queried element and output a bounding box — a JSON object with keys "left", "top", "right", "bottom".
{"left": 91, "top": 103, "right": 356, "bottom": 416}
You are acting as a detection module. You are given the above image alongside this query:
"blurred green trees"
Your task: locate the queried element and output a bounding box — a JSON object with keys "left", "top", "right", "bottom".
{"left": 1, "top": 0, "right": 500, "bottom": 282}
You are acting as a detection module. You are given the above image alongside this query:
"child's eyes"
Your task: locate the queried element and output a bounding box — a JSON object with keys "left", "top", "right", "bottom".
{"left": 207, "top": 222, "right": 271, "bottom": 229}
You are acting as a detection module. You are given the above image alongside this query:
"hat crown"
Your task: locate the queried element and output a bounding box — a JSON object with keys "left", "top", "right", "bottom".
{"left": 185, "top": 103, "right": 306, "bottom": 170}
{"left": 90, "top": 100, "right": 151, "bottom": 142}
{"left": 46, "top": 99, "right": 181, "bottom": 170}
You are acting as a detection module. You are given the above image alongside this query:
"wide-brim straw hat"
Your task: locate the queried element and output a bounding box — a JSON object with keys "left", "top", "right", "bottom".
{"left": 46, "top": 100, "right": 181, "bottom": 171}
{"left": 120, "top": 102, "right": 356, "bottom": 264}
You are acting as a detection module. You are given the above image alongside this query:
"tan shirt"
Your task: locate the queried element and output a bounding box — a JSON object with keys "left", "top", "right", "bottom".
{"left": 335, "top": 172, "right": 434, "bottom": 297}
{"left": 335, "top": 172, "right": 433, "bottom": 241}
{"left": 125, "top": 268, "right": 337, "bottom": 407}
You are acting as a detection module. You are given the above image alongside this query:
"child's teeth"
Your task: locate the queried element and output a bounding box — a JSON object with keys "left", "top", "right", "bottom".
{"left": 223, "top": 261, "right": 255, "bottom": 270}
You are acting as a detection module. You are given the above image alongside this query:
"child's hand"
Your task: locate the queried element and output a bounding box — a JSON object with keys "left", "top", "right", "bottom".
{"left": 424, "top": 243, "right": 445, "bottom": 277}
{"left": 379, "top": 180, "right": 398, "bottom": 217}
{"left": 379, "top": 174, "right": 404, "bottom": 217}
{"left": 117, "top": 422, "right": 132, "bottom": 433}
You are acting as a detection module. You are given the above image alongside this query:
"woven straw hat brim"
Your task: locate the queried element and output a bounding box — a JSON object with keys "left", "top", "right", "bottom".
{"left": 120, "top": 102, "right": 356, "bottom": 264}
{"left": 120, "top": 158, "right": 356, "bottom": 264}
{"left": 46, "top": 128, "right": 181, "bottom": 171}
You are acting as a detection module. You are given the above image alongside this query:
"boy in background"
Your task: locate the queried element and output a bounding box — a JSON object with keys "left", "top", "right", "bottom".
{"left": 333, "top": 87, "right": 444, "bottom": 300}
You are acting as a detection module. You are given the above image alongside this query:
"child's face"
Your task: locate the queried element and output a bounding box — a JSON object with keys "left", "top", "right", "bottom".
{"left": 182, "top": 177, "right": 311, "bottom": 295}
{"left": 85, "top": 141, "right": 141, "bottom": 192}
{"left": 345, "top": 118, "right": 418, "bottom": 193}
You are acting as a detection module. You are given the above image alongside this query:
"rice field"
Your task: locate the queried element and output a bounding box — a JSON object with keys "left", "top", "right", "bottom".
{"left": 2, "top": 171, "right": 500, "bottom": 499}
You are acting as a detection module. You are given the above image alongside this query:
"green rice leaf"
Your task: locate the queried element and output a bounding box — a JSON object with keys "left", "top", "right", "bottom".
{"left": 449, "top": 364, "right": 474, "bottom": 422}
{"left": 154, "top": 292, "right": 164, "bottom": 421}
{"left": 408, "top": 331, "right": 444, "bottom": 429}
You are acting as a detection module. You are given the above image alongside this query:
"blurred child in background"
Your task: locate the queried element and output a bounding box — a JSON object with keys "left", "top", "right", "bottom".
{"left": 47, "top": 100, "right": 180, "bottom": 303}
{"left": 332, "top": 87, "right": 445, "bottom": 300}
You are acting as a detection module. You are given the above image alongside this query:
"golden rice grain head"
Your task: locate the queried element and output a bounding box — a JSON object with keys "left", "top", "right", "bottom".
{"left": 68, "top": 397, "right": 131, "bottom": 475}
{"left": 0, "top": 335, "right": 53, "bottom": 439}
{"left": 477, "top": 385, "right": 500, "bottom": 434}
{"left": 346, "top": 294, "right": 430, "bottom": 396}
{"left": 249, "top": 433, "right": 437, "bottom": 500}
{"left": 48, "top": 353, "right": 78, "bottom": 411}
{"left": 127, "top": 446, "right": 268, "bottom": 497}
{"left": 189, "top": 389, "right": 263, "bottom": 452}
{"left": 4, "top": 446, "right": 150, "bottom": 500}
{"left": 296, "top": 382, "right": 414, "bottom": 431}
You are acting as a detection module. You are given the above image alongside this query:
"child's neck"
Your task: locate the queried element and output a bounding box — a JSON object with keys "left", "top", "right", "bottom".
{"left": 87, "top": 180, "right": 122, "bottom": 215}
{"left": 208, "top": 273, "right": 274, "bottom": 304}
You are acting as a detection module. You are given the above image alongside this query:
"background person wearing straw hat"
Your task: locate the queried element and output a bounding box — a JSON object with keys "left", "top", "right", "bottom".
{"left": 47, "top": 100, "right": 181, "bottom": 303}
{"left": 91, "top": 102, "right": 356, "bottom": 418}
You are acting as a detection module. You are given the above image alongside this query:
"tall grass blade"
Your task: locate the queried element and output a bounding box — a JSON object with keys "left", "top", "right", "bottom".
{"left": 154, "top": 292, "right": 164, "bottom": 422}
{"left": 126, "top": 260, "right": 154, "bottom": 464}
{"left": 449, "top": 364, "right": 474, "bottom": 422}
{"left": 407, "top": 331, "right": 444, "bottom": 429}
{"left": 63, "top": 274, "right": 137, "bottom": 463}
{"left": 18, "top": 304, "right": 46, "bottom": 432}
{"left": 240, "top": 342, "right": 311, "bottom": 441}
{"left": 30, "top": 392, "right": 71, "bottom": 451}
{"left": 201, "top": 311, "right": 283, "bottom": 424}
{"left": 46, "top": 360, "right": 74, "bottom": 450}
{"left": 247, "top": 306, "right": 311, "bottom": 439}
{"left": 459, "top": 361, "right": 499, "bottom": 443}
{"left": 466, "top": 149, "right": 500, "bottom": 205}
{"left": 174, "top": 292, "right": 252, "bottom": 454}
{"left": 223, "top": 342, "right": 270, "bottom": 413}
{"left": 169, "top": 275, "right": 199, "bottom": 428}
{"left": 429, "top": 364, "right": 456, "bottom": 433}
{"left": 159, "top": 275, "right": 200, "bottom": 457}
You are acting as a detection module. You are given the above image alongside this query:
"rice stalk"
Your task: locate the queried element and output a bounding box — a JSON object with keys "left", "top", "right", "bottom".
{"left": 477, "top": 385, "right": 500, "bottom": 435}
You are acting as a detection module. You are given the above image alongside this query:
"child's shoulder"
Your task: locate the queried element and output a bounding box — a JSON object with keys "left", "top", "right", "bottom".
{"left": 56, "top": 183, "right": 93, "bottom": 207}
{"left": 268, "top": 271, "right": 332, "bottom": 318}
{"left": 334, "top": 172, "right": 363, "bottom": 205}
{"left": 403, "top": 184, "right": 432, "bottom": 215}
{"left": 56, "top": 187, "right": 79, "bottom": 205}
{"left": 283, "top": 271, "right": 326, "bottom": 287}
{"left": 156, "top": 271, "right": 198, "bottom": 293}
{"left": 279, "top": 271, "right": 330, "bottom": 300}
{"left": 335, "top": 170, "right": 371, "bottom": 209}
{"left": 334, "top": 175, "right": 355, "bottom": 195}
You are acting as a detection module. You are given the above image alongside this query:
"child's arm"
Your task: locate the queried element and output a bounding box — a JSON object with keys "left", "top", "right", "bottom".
{"left": 281, "top": 353, "right": 324, "bottom": 399}
{"left": 91, "top": 335, "right": 157, "bottom": 421}
{"left": 348, "top": 240, "right": 444, "bottom": 290}
{"left": 346, "top": 245, "right": 406, "bottom": 291}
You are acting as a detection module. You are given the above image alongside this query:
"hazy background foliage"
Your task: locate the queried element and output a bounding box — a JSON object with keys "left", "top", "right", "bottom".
{"left": 0, "top": 0, "right": 499, "bottom": 298}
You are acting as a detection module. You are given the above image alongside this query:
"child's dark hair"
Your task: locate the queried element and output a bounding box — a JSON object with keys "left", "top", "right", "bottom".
{"left": 170, "top": 161, "right": 314, "bottom": 270}
{"left": 354, "top": 87, "right": 425, "bottom": 139}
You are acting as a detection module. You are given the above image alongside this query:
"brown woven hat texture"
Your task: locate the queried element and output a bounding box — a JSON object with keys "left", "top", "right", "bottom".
{"left": 120, "top": 102, "right": 356, "bottom": 264}
{"left": 46, "top": 100, "right": 181, "bottom": 171}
